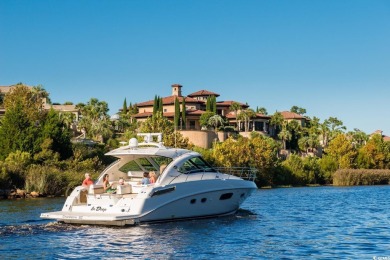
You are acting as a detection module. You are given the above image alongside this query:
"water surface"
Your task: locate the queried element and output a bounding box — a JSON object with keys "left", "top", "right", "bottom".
{"left": 1, "top": 186, "right": 390, "bottom": 259}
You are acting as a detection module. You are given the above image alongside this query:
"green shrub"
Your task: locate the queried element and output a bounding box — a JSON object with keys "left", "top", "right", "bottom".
{"left": 333, "top": 169, "right": 390, "bottom": 186}
{"left": 25, "top": 165, "right": 67, "bottom": 195}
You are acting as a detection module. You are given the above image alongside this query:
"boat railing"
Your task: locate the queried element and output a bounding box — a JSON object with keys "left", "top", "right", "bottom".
{"left": 214, "top": 167, "right": 258, "bottom": 181}
{"left": 169, "top": 167, "right": 257, "bottom": 184}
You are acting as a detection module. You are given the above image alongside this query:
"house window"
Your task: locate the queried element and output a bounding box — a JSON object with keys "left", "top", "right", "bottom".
{"left": 164, "top": 109, "right": 167, "bottom": 112}
{"left": 254, "top": 122, "right": 264, "bottom": 131}
{"left": 190, "top": 121, "right": 195, "bottom": 130}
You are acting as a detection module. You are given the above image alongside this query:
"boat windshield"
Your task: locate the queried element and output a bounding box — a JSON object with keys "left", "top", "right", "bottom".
{"left": 178, "top": 156, "right": 216, "bottom": 174}
{"left": 119, "top": 156, "right": 173, "bottom": 173}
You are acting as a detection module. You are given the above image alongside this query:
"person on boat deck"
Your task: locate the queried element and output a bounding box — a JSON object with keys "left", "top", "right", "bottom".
{"left": 141, "top": 172, "right": 150, "bottom": 185}
{"left": 160, "top": 164, "right": 167, "bottom": 174}
{"left": 103, "top": 174, "right": 116, "bottom": 193}
{"left": 82, "top": 173, "right": 94, "bottom": 187}
{"left": 118, "top": 178, "right": 125, "bottom": 185}
{"left": 149, "top": 171, "right": 156, "bottom": 184}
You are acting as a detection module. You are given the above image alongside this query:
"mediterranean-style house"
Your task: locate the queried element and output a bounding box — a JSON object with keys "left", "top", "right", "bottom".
{"left": 132, "top": 84, "right": 273, "bottom": 133}
{"left": 0, "top": 84, "right": 80, "bottom": 129}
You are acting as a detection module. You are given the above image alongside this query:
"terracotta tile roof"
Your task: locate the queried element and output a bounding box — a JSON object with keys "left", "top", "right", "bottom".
{"left": 0, "top": 84, "right": 33, "bottom": 93}
{"left": 187, "top": 90, "right": 220, "bottom": 97}
{"left": 280, "top": 111, "right": 307, "bottom": 120}
{"left": 372, "top": 130, "right": 383, "bottom": 135}
{"left": 225, "top": 111, "right": 271, "bottom": 119}
{"left": 44, "top": 104, "right": 78, "bottom": 112}
{"left": 137, "top": 96, "right": 203, "bottom": 107}
{"left": 217, "top": 100, "right": 249, "bottom": 108}
{"left": 133, "top": 109, "right": 206, "bottom": 119}
{"left": 187, "top": 109, "right": 206, "bottom": 115}
{"left": 132, "top": 112, "right": 153, "bottom": 118}
{"left": 384, "top": 136, "right": 390, "bottom": 142}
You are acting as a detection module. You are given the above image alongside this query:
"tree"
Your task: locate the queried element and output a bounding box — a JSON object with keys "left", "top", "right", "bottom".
{"left": 0, "top": 100, "right": 37, "bottom": 160}
{"left": 128, "top": 102, "right": 138, "bottom": 115}
{"left": 278, "top": 122, "right": 292, "bottom": 150}
{"left": 199, "top": 111, "right": 215, "bottom": 129}
{"left": 0, "top": 85, "right": 72, "bottom": 160}
{"left": 290, "top": 106, "right": 306, "bottom": 115}
{"left": 212, "top": 135, "right": 279, "bottom": 185}
{"left": 31, "top": 85, "right": 51, "bottom": 105}
{"left": 326, "top": 133, "right": 357, "bottom": 169}
{"left": 237, "top": 109, "right": 256, "bottom": 132}
{"left": 229, "top": 102, "right": 242, "bottom": 130}
{"left": 40, "top": 109, "right": 73, "bottom": 160}
{"left": 153, "top": 95, "right": 158, "bottom": 116}
{"left": 206, "top": 96, "right": 211, "bottom": 111}
{"left": 208, "top": 114, "right": 224, "bottom": 132}
{"left": 60, "top": 112, "right": 76, "bottom": 129}
{"left": 139, "top": 112, "right": 190, "bottom": 148}
{"left": 269, "top": 112, "right": 284, "bottom": 137}
{"left": 347, "top": 128, "right": 368, "bottom": 148}
{"left": 181, "top": 98, "right": 186, "bottom": 130}
{"left": 77, "top": 98, "right": 112, "bottom": 142}
{"left": 4, "top": 84, "right": 42, "bottom": 122}
{"left": 357, "top": 134, "right": 390, "bottom": 169}
{"left": 322, "top": 117, "right": 346, "bottom": 146}
{"left": 286, "top": 120, "right": 303, "bottom": 151}
{"left": 256, "top": 107, "right": 268, "bottom": 115}
{"left": 174, "top": 97, "right": 180, "bottom": 129}
{"left": 212, "top": 96, "right": 217, "bottom": 113}
{"left": 158, "top": 97, "right": 163, "bottom": 114}
{"left": 122, "top": 98, "right": 128, "bottom": 115}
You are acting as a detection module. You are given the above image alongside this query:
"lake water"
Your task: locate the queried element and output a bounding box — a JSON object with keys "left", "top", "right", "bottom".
{"left": 1, "top": 186, "right": 390, "bottom": 259}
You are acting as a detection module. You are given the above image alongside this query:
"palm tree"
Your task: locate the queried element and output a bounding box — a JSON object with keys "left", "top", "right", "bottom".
{"left": 31, "top": 85, "right": 51, "bottom": 110}
{"left": 270, "top": 112, "right": 284, "bottom": 137}
{"left": 238, "top": 109, "right": 256, "bottom": 132}
{"left": 278, "top": 122, "right": 292, "bottom": 150}
{"left": 78, "top": 98, "right": 112, "bottom": 142}
{"left": 256, "top": 107, "right": 268, "bottom": 115}
{"left": 208, "top": 114, "right": 224, "bottom": 132}
{"left": 229, "top": 102, "right": 241, "bottom": 130}
{"left": 60, "top": 112, "right": 75, "bottom": 129}
{"left": 321, "top": 117, "right": 346, "bottom": 147}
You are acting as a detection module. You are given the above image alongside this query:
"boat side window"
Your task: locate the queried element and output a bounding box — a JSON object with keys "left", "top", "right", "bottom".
{"left": 119, "top": 160, "right": 142, "bottom": 173}
{"left": 178, "top": 156, "right": 216, "bottom": 174}
{"left": 190, "top": 157, "right": 216, "bottom": 172}
{"left": 137, "top": 158, "right": 156, "bottom": 171}
{"left": 179, "top": 160, "right": 200, "bottom": 174}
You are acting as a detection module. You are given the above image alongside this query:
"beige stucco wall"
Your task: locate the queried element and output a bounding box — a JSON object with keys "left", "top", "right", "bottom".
{"left": 179, "top": 130, "right": 219, "bottom": 148}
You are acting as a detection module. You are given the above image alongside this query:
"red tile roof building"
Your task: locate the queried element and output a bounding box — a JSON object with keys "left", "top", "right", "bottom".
{"left": 132, "top": 84, "right": 259, "bottom": 131}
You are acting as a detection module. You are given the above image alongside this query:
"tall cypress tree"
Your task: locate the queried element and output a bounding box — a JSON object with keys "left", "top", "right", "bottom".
{"left": 206, "top": 96, "right": 211, "bottom": 111}
{"left": 122, "top": 98, "right": 128, "bottom": 115}
{"left": 159, "top": 97, "right": 163, "bottom": 114}
{"left": 174, "top": 97, "right": 180, "bottom": 129}
{"left": 212, "top": 96, "right": 217, "bottom": 113}
{"left": 152, "top": 95, "right": 157, "bottom": 116}
{"left": 181, "top": 97, "right": 186, "bottom": 130}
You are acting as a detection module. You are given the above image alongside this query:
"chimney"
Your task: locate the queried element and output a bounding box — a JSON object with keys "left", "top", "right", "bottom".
{"left": 171, "top": 84, "right": 182, "bottom": 97}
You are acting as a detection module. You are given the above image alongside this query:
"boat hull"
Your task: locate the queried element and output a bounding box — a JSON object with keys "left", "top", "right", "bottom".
{"left": 41, "top": 180, "right": 257, "bottom": 226}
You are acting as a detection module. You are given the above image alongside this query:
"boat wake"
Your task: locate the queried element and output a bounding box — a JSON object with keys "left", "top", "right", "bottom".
{"left": 0, "top": 221, "right": 84, "bottom": 237}
{"left": 235, "top": 208, "right": 257, "bottom": 219}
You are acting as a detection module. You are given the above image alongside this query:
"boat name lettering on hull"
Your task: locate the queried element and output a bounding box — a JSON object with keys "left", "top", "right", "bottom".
{"left": 91, "top": 206, "right": 107, "bottom": 212}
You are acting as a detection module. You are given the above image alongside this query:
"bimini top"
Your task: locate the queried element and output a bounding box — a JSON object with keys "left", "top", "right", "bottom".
{"left": 105, "top": 133, "right": 192, "bottom": 159}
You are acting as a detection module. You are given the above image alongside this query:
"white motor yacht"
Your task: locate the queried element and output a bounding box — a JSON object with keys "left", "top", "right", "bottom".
{"left": 41, "top": 133, "right": 258, "bottom": 226}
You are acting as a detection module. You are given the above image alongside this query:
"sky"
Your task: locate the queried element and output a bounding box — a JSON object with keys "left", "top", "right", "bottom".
{"left": 1, "top": 0, "right": 389, "bottom": 135}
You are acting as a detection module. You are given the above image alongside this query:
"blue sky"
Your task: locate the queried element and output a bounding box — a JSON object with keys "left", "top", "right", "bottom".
{"left": 1, "top": 0, "right": 389, "bottom": 135}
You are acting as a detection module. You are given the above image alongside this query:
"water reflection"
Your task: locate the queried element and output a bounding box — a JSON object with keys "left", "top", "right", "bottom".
{"left": 2, "top": 187, "right": 390, "bottom": 259}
